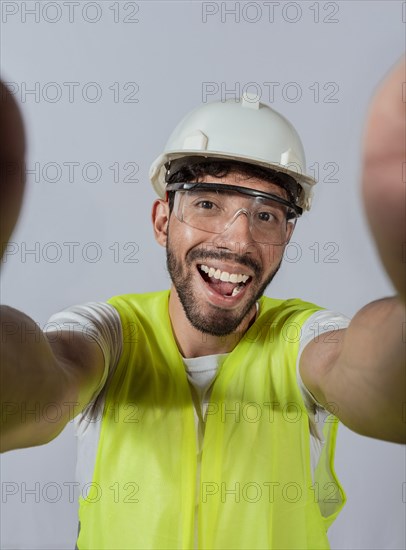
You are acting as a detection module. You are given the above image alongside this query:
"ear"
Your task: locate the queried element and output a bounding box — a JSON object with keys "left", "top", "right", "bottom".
{"left": 285, "top": 219, "right": 296, "bottom": 244}
{"left": 152, "top": 199, "right": 170, "bottom": 247}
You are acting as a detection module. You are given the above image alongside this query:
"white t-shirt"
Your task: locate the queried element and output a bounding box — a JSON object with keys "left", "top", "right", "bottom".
{"left": 45, "top": 302, "right": 350, "bottom": 492}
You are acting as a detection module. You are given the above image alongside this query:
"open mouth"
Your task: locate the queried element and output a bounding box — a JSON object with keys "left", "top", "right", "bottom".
{"left": 197, "top": 264, "right": 252, "bottom": 298}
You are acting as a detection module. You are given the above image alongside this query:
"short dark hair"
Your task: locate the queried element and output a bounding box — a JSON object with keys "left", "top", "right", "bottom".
{"left": 164, "top": 158, "right": 301, "bottom": 213}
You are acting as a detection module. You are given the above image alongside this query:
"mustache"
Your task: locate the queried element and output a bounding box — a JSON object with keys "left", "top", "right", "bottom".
{"left": 187, "top": 248, "right": 261, "bottom": 277}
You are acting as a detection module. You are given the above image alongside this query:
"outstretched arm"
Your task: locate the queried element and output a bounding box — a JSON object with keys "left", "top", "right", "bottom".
{"left": 300, "top": 58, "right": 406, "bottom": 444}
{"left": 0, "top": 82, "right": 105, "bottom": 452}
{"left": 1, "top": 306, "right": 105, "bottom": 452}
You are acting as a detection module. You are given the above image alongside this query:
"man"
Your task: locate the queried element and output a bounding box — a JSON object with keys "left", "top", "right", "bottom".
{"left": 1, "top": 59, "right": 405, "bottom": 550}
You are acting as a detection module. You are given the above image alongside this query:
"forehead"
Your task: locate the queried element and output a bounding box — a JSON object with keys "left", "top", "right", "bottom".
{"left": 196, "top": 171, "right": 288, "bottom": 199}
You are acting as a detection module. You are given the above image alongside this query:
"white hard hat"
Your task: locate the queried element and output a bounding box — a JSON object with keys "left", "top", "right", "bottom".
{"left": 149, "top": 93, "right": 316, "bottom": 211}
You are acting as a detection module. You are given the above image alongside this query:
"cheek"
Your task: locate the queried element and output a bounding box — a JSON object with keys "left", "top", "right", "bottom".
{"left": 244, "top": 243, "right": 284, "bottom": 268}
{"left": 168, "top": 220, "right": 206, "bottom": 252}
{"left": 251, "top": 246, "right": 284, "bottom": 281}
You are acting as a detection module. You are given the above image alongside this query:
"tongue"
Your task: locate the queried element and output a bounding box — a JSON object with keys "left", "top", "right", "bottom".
{"left": 208, "top": 278, "right": 239, "bottom": 296}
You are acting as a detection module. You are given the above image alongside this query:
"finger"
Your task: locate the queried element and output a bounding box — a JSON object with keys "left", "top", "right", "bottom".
{"left": 0, "top": 81, "right": 26, "bottom": 260}
{"left": 362, "top": 57, "right": 406, "bottom": 299}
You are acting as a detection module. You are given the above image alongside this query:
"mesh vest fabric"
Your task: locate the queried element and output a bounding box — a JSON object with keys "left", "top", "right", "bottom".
{"left": 76, "top": 291, "right": 345, "bottom": 549}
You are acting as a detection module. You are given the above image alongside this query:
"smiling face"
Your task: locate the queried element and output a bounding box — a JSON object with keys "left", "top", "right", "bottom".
{"left": 152, "top": 171, "right": 296, "bottom": 340}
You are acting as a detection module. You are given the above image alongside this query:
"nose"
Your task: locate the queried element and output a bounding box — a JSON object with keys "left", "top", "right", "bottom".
{"left": 214, "top": 209, "right": 255, "bottom": 250}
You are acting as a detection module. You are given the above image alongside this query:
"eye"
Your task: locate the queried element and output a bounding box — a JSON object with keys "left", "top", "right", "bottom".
{"left": 257, "top": 211, "right": 277, "bottom": 223}
{"left": 196, "top": 200, "right": 215, "bottom": 210}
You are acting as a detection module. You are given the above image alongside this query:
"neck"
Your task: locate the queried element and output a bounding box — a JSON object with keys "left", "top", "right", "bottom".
{"left": 168, "top": 286, "right": 257, "bottom": 358}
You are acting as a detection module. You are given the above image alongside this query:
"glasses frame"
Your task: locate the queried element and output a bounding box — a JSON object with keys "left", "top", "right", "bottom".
{"left": 165, "top": 182, "right": 303, "bottom": 218}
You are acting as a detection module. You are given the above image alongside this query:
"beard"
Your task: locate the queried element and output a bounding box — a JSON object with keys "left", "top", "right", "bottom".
{"left": 166, "top": 236, "right": 282, "bottom": 337}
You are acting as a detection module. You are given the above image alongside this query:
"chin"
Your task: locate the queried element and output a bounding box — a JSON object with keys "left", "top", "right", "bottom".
{"left": 183, "top": 301, "right": 252, "bottom": 337}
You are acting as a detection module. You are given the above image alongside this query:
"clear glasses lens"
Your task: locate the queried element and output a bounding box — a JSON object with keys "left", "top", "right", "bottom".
{"left": 173, "top": 190, "right": 296, "bottom": 244}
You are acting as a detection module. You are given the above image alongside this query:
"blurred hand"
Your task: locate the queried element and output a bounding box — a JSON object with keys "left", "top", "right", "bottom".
{"left": 362, "top": 58, "right": 406, "bottom": 301}
{"left": 0, "top": 81, "right": 26, "bottom": 262}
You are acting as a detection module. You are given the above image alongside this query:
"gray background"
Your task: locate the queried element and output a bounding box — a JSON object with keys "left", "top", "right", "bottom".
{"left": 0, "top": 1, "right": 405, "bottom": 548}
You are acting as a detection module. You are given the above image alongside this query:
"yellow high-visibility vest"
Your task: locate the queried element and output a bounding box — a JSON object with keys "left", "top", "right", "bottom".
{"left": 77, "top": 291, "right": 345, "bottom": 549}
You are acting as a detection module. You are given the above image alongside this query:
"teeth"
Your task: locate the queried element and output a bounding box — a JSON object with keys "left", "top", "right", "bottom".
{"left": 199, "top": 264, "right": 250, "bottom": 283}
{"left": 231, "top": 286, "right": 243, "bottom": 297}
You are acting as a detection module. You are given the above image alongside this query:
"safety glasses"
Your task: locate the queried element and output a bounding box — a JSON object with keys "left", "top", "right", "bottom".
{"left": 166, "top": 182, "right": 301, "bottom": 244}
